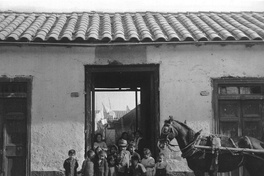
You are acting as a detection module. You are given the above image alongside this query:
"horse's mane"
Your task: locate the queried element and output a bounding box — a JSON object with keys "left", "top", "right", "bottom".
{"left": 173, "top": 119, "right": 195, "bottom": 132}
{"left": 170, "top": 119, "right": 198, "bottom": 143}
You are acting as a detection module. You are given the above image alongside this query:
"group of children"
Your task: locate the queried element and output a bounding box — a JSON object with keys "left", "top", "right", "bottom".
{"left": 63, "top": 139, "right": 167, "bottom": 176}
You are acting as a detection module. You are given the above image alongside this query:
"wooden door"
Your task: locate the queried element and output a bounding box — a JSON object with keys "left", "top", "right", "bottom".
{"left": 219, "top": 100, "right": 241, "bottom": 176}
{"left": 0, "top": 83, "right": 28, "bottom": 176}
{"left": 219, "top": 100, "right": 263, "bottom": 176}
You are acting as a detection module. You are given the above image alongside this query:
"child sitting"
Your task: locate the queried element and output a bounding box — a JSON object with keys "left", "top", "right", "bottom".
{"left": 141, "top": 148, "right": 155, "bottom": 176}
{"left": 129, "top": 155, "right": 146, "bottom": 176}
{"left": 154, "top": 153, "right": 167, "bottom": 176}
{"left": 79, "top": 150, "right": 95, "bottom": 176}
{"left": 63, "top": 149, "right": 79, "bottom": 176}
{"left": 95, "top": 150, "right": 108, "bottom": 176}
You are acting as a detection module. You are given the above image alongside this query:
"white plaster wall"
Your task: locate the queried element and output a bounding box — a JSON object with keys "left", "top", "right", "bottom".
{"left": 147, "top": 44, "right": 264, "bottom": 134}
{"left": 1, "top": 44, "right": 264, "bottom": 172}
{"left": 0, "top": 46, "right": 95, "bottom": 171}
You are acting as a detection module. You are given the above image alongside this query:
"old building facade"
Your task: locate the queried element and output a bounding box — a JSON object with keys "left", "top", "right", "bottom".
{"left": 0, "top": 11, "right": 264, "bottom": 176}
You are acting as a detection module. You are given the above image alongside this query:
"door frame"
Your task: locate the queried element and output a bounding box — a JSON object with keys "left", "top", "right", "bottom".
{"left": 0, "top": 77, "right": 32, "bottom": 176}
{"left": 85, "top": 65, "right": 160, "bottom": 156}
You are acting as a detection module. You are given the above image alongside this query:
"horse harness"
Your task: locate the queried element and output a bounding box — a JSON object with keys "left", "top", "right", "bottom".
{"left": 181, "top": 133, "right": 247, "bottom": 171}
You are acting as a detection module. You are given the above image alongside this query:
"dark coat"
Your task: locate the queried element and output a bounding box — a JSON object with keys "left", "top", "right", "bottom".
{"left": 81, "top": 158, "right": 94, "bottom": 176}
{"left": 63, "top": 158, "right": 79, "bottom": 176}
{"left": 135, "top": 138, "right": 145, "bottom": 159}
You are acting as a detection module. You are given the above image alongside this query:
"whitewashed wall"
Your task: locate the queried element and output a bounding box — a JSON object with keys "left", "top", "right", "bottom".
{"left": 0, "top": 44, "right": 264, "bottom": 173}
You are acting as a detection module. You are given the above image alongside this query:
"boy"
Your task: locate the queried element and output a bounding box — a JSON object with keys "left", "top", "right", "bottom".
{"left": 130, "top": 155, "right": 146, "bottom": 176}
{"left": 117, "top": 139, "right": 131, "bottom": 176}
{"left": 63, "top": 149, "right": 79, "bottom": 176}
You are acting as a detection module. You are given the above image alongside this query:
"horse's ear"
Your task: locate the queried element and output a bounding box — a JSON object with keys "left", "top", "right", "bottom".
{"left": 184, "top": 120, "right": 187, "bottom": 124}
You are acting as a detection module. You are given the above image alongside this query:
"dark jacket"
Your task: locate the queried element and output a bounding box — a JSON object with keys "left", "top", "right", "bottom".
{"left": 63, "top": 158, "right": 79, "bottom": 176}
{"left": 80, "top": 158, "right": 94, "bottom": 176}
{"left": 135, "top": 138, "right": 145, "bottom": 159}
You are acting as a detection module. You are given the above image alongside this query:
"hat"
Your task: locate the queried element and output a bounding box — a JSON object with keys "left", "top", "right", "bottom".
{"left": 118, "top": 139, "right": 128, "bottom": 147}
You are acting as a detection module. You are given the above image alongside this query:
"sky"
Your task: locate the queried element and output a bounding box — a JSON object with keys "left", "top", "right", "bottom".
{"left": 1, "top": 0, "right": 264, "bottom": 12}
{"left": 95, "top": 92, "right": 140, "bottom": 111}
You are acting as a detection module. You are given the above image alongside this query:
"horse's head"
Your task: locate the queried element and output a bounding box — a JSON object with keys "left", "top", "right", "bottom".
{"left": 158, "top": 117, "right": 200, "bottom": 152}
{"left": 158, "top": 116, "right": 178, "bottom": 150}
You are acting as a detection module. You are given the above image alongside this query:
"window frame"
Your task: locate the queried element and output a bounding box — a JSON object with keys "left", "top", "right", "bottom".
{"left": 213, "top": 78, "right": 264, "bottom": 135}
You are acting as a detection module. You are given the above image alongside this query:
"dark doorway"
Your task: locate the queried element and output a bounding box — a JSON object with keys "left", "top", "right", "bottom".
{"left": 0, "top": 78, "right": 31, "bottom": 176}
{"left": 85, "top": 65, "right": 159, "bottom": 158}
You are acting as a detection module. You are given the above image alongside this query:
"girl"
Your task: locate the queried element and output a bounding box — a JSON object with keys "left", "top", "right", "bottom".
{"left": 141, "top": 148, "right": 155, "bottom": 176}
{"left": 154, "top": 153, "right": 167, "bottom": 176}
{"left": 94, "top": 133, "right": 108, "bottom": 151}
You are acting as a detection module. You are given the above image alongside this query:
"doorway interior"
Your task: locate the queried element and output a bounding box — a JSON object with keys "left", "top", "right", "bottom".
{"left": 85, "top": 65, "right": 159, "bottom": 157}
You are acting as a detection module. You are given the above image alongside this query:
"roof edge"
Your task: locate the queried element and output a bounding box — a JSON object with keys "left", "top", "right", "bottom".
{"left": 0, "top": 40, "right": 263, "bottom": 47}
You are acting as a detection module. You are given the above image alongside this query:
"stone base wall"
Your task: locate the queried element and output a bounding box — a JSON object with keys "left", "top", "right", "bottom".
{"left": 31, "top": 171, "right": 194, "bottom": 176}
{"left": 31, "top": 171, "right": 64, "bottom": 176}
{"left": 168, "top": 172, "right": 195, "bottom": 176}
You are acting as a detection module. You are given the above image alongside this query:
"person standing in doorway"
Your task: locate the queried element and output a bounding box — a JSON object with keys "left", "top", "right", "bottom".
{"left": 95, "top": 150, "right": 109, "bottom": 176}
{"left": 94, "top": 133, "right": 108, "bottom": 151}
{"left": 141, "top": 148, "right": 155, "bottom": 176}
{"left": 117, "top": 139, "right": 131, "bottom": 176}
{"left": 134, "top": 130, "right": 145, "bottom": 158}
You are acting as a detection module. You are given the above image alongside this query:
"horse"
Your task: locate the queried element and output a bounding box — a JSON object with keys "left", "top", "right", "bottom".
{"left": 158, "top": 116, "right": 264, "bottom": 176}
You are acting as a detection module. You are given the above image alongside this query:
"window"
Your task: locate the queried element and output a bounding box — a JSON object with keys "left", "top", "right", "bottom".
{"left": 213, "top": 79, "right": 264, "bottom": 140}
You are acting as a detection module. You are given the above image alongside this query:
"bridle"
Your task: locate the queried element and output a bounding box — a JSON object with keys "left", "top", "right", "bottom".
{"left": 158, "top": 122, "right": 181, "bottom": 152}
{"left": 158, "top": 120, "right": 202, "bottom": 154}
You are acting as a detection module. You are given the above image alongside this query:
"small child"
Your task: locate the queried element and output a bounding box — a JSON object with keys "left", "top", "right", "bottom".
{"left": 141, "top": 148, "right": 155, "bottom": 176}
{"left": 95, "top": 146, "right": 103, "bottom": 162}
{"left": 63, "top": 149, "right": 79, "bottom": 176}
{"left": 154, "top": 153, "right": 167, "bottom": 176}
{"left": 95, "top": 150, "right": 109, "bottom": 176}
{"left": 130, "top": 155, "right": 146, "bottom": 176}
{"left": 79, "top": 150, "right": 96, "bottom": 176}
{"left": 127, "top": 142, "right": 141, "bottom": 163}
{"left": 108, "top": 155, "right": 117, "bottom": 176}
{"left": 108, "top": 144, "right": 118, "bottom": 158}
{"left": 116, "top": 139, "right": 131, "bottom": 176}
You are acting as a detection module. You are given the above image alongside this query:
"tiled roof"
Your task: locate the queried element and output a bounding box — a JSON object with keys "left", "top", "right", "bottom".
{"left": 1, "top": 11, "right": 264, "bottom": 44}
